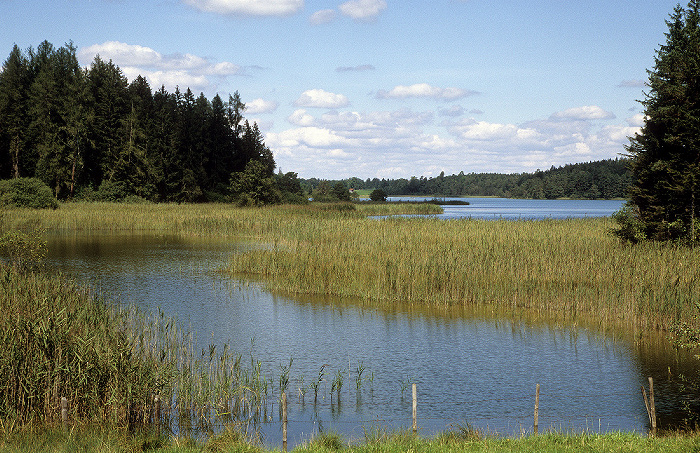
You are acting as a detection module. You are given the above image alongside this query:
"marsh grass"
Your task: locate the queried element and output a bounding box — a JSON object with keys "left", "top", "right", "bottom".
{"left": 227, "top": 214, "right": 700, "bottom": 330}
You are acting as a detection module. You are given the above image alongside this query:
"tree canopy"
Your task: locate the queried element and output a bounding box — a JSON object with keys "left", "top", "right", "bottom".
{"left": 0, "top": 41, "right": 283, "bottom": 203}
{"left": 617, "top": 1, "right": 700, "bottom": 243}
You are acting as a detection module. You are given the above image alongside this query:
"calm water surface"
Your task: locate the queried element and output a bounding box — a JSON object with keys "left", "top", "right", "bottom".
{"left": 43, "top": 200, "right": 698, "bottom": 447}
{"left": 386, "top": 197, "right": 626, "bottom": 219}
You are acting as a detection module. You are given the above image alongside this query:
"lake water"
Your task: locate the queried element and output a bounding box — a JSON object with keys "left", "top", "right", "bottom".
{"left": 42, "top": 199, "right": 699, "bottom": 447}
{"left": 387, "top": 197, "right": 626, "bottom": 219}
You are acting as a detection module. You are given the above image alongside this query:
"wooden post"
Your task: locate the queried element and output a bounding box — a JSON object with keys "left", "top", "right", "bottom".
{"left": 534, "top": 383, "right": 539, "bottom": 435}
{"left": 154, "top": 395, "right": 161, "bottom": 433}
{"left": 648, "top": 377, "right": 657, "bottom": 436}
{"left": 641, "top": 376, "right": 657, "bottom": 437}
{"left": 412, "top": 383, "right": 417, "bottom": 434}
{"left": 282, "top": 391, "right": 288, "bottom": 452}
{"left": 61, "top": 397, "right": 69, "bottom": 428}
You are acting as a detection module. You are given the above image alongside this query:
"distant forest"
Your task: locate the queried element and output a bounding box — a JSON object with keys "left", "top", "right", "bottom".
{"left": 302, "top": 158, "right": 632, "bottom": 200}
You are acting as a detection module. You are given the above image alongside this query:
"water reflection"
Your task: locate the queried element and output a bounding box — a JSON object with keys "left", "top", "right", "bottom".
{"left": 42, "top": 231, "right": 700, "bottom": 447}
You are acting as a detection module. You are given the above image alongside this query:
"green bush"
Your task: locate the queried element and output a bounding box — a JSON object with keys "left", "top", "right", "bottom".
{"left": 612, "top": 203, "right": 647, "bottom": 243}
{"left": 0, "top": 178, "right": 58, "bottom": 209}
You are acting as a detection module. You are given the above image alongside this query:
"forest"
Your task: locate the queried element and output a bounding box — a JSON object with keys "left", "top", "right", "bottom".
{"left": 0, "top": 41, "right": 304, "bottom": 205}
{"left": 303, "top": 159, "right": 631, "bottom": 200}
{"left": 1, "top": 41, "right": 630, "bottom": 204}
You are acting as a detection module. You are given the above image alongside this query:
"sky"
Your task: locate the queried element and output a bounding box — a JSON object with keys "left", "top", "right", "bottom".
{"left": 0, "top": 0, "right": 684, "bottom": 180}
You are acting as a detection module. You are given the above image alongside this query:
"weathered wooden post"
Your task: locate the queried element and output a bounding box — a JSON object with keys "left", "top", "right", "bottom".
{"left": 282, "top": 391, "right": 288, "bottom": 451}
{"left": 641, "top": 376, "right": 657, "bottom": 437}
{"left": 154, "top": 395, "right": 161, "bottom": 434}
{"left": 412, "top": 383, "right": 417, "bottom": 434}
{"left": 61, "top": 397, "right": 69, "bottom": 428}
{"left": 534, "top": 383, "right": 540, "bottom": 435}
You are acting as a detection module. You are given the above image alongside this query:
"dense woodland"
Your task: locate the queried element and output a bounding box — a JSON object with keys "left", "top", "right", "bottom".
{"left": 1, "top": 41, "right": 631, "bottom": 204}
{"left": 0, "top": 41, "right": 304, "bottom": 204}
{"left": 303, "top": 159, "right": 631, "bottom": 200}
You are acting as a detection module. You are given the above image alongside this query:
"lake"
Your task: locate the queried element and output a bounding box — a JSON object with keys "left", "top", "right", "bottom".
{"left": 386, "top": 197, "right": 626, "bottom": 219}
{"left": 42, "top": 199, "right": 698, "bottom": 448}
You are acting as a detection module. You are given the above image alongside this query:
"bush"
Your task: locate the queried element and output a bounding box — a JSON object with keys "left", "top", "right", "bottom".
{"left": 0, "top": 178, "right": 58, "bottom": 209}
{"left": 612, "top": 203, "right": 647, "bottom": 243}
{"left": 369, "top": 189, "right": 387, "bottom": 202}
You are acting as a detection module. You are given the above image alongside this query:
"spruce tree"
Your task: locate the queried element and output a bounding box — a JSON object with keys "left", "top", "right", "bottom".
{"left": 622, "top": 1, "right": 700, "bottom": 243}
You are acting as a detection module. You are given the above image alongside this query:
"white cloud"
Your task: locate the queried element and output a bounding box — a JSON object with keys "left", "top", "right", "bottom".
{"left": 245, "top": 98, "right": 279, "bottom": 114}
{"left": 550, "top": 105, "right": 615, "bottom": 121}
{"left": 294, "top": 89, "right": 349, "bottom": 108}
{"left": 288, "top": 109, "right": 316, "bottom": 126}
{"left": 377, "top": 83, "right": 477, "bottom": 101}
{"left": 183, "top": 0, "right": 303, "bottom": 16}
{"left": 626, "top": 113, "right": 645, "bottom": 127}
{"left": 339, "top": 0, "right": 386, "bottom": 21}
{"left": 268, "top": 102, "right": 640, "bottom": 179}
{"left": 78, "top": 41, "right": 241, "bottom": 92}
{"left": 309, "top": 9, "right": 336, "bottom": 25}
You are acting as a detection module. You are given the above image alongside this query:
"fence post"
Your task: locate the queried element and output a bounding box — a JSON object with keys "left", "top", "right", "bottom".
{"left": 282, "top": 391, "right": 288, "bottom": 452}
{"left": 648, "top": 377, "right": 657, "bottom": 436}
{"left": 154, "top": 395, "right": 161, "bottom": 434}
{"left": 412, "top": 383, "right": 417, "bottom": 434}
{"left": 534, "top": 383, "right": 539, "bottom": 435}
{"left": 641, "top": 377, "right": 657, "bottom": 437}
{"left": 61, "top": 397, "right": 69, "bottom": 428}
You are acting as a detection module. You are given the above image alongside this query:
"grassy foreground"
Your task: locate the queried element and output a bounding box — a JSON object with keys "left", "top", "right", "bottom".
{"left": 1, "top": 427, "right": 700, "bottom": 453}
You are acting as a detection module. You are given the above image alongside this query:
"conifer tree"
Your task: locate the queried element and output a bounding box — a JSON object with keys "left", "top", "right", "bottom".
{"left": 621, "top": 1, "right": 700, "bottom": 243}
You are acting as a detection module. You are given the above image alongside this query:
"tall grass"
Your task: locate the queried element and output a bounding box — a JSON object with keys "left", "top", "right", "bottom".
{"left": 227, "top": 215, "right": 700, "bottom": 330}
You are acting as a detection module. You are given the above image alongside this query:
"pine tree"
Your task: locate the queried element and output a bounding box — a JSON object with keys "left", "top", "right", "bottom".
{"left": 0, "top": 45, "right": 30, "bottom": 179}
{"left": 622, "top": 1, "right": 700, "bottom": 243}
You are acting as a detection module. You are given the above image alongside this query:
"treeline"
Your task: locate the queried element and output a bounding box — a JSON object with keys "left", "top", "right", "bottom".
{"left": 303, "top": 159, "right": 631, "bottom": 199}
{"left": 0, "top": 41, "right": 303, "bottom": 204}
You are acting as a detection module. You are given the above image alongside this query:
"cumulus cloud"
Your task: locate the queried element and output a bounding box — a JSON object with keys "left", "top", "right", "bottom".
{"left": 294, "top": 89, "right": 349, "bottom": 108}
{"left": 377, "top": 83, "right": 478, "bottom": 101}
{"left": 336, "top": 64, "right": 375, "bottom": 72}
{"left": 309, "top": 9, "right": 336, "bottom": 24}
{"left": 339, "top": 0, "right": 386, "bottom": 21}
{"left": 245, "top": 98, "right": 279, "bottom": 114}
{"left": 183, "top": 0, "right": 303, "bottom": 16}
{"left": 268, "top": 102, "right": 641, "bottom": 179}
{"left": 78, "top": 41, "right": 241, "bottom": 92}
{"left": 626, "top": 113, "right": 645, "bottom": 127}
{"left": 550, "top": 105, "right": 615, "bottom": 121}
{"left": 288, "top": 109, "right": 315, "bottom": 126}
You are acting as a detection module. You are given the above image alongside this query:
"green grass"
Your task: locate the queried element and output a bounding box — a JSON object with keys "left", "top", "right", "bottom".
{"left": 1, "top": 427, "right": 700, "bottom": 452}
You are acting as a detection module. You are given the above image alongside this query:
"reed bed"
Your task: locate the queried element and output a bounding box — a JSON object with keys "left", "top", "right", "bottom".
{"left": 0, "top": 260, "right": 283, "bottom": 434}
{"left": 0, "top": 202, "right": 441, "bottom": 237}
{"left": 227, "top": 215, "right": 700, "bottom": 330}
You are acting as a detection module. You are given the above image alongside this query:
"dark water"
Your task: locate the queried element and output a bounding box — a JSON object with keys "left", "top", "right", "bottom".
{"left": 41, "top": 200, "right": 699, "bottom": 447}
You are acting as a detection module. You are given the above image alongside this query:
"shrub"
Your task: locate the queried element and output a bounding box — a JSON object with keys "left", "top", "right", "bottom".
{"left": 369, "top": 189, "right": 387, "bottom": 202}
{"left": 0, "top": 178, "right": 58, "bottom": 209}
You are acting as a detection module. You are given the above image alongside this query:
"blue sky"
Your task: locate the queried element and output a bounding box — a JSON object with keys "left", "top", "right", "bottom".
{"left": 0, "top": 0, "right": 681, "bottom": 179}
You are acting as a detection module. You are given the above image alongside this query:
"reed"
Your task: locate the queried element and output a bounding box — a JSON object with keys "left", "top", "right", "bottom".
{"left": 227, "top": 214, "right": 700, "bottom": 330}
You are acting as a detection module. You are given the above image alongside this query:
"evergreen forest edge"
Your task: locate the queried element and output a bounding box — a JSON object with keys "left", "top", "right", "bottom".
{"left": 0, "top": 41, "right": 631, "bottom": 207}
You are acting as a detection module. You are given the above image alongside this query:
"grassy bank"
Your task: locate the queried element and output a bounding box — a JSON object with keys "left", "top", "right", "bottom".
{"left": 1, "top": 427, "right": 700, "bottom": 452}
